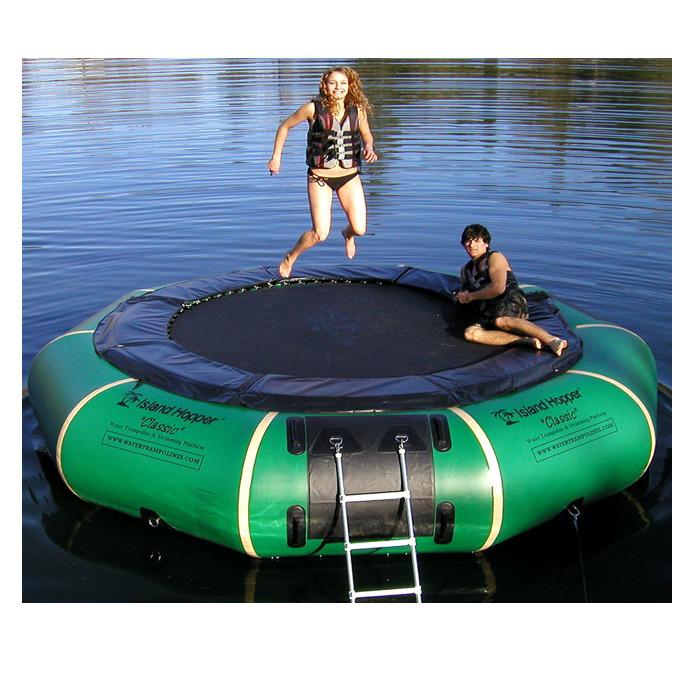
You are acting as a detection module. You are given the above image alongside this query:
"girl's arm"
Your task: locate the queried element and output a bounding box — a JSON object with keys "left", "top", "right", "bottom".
{"left": 267, "top": 102, "right": 315, "bottom": 174}
{"left": 358, "top": 108, "right": 378, "bottom": 163}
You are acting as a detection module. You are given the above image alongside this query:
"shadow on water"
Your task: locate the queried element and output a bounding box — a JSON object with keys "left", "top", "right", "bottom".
{"left": 22, "top": 393, "right": 671, "bottom": 603}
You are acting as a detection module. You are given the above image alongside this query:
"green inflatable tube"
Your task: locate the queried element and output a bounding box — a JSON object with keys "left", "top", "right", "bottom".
{"left": 28, "top": 281, "right": 657, "bottom": 558}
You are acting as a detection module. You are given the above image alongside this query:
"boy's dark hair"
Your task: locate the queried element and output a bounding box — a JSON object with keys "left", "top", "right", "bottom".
{"left": 460, "top": 223, "right": 491, "bottom": 246}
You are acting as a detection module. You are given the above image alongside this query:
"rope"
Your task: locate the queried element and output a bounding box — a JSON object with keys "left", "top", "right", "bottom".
{"left": 567, "top": 503, "right": 589, "bottom": 602}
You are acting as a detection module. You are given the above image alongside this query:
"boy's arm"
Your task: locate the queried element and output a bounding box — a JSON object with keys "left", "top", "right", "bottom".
{"left": 456, "top": 253, "right": 509, "bottom": 303}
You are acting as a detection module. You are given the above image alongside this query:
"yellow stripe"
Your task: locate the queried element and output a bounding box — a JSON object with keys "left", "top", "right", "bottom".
{"left": 56, "top": 378, "right": 138, "bottom": 497}
{"left": 575, "top": 323, "right": 645, "bottom": 343}
{"left": 567, "top": 369, "right": 656, "bottom": 475}
{"left": 42, "top": 329, "right": 94, "bottom": 350}
{"left": 448, "top": 407, "right": 503, "bottom": 550}
{"left": 238, "top": 412, "right": 278, "bottom": 558}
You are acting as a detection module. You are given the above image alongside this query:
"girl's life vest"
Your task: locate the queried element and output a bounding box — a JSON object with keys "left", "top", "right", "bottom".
{"left": 305, "top": 100, "right": 362, "bottom": 169}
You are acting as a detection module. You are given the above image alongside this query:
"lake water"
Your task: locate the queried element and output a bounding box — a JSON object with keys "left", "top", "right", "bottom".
{"left": 22, "top": 58, "right": 671, "bottom": 602}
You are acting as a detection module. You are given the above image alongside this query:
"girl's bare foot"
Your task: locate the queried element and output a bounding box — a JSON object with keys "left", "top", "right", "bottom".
{"left": 278, "top": 252, "right": 294, "bottom": 278}
{"left": 546, "top": 337, "right": 568, "bottom": 356}
{"left": 343, "top": 230, "right": 356, "bottom": 259}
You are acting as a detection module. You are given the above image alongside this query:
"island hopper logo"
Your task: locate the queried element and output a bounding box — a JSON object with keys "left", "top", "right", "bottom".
{"left": 491, "top": 409, "right": 519, "bottom": 426}
{"left": 117, "top": 389, "right": 144, "bottom": 408}
{"left": 116, "top": 389, "right": 220, "bottom": 425}
{"left": 492, "top": 388, "right": 582, "bottom": 426}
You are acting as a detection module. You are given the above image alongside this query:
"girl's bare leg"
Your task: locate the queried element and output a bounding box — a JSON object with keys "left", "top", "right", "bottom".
{"left": 278, "top": 179, "right": 332, "bottom": 278}
{"left": 336, "top": 175, "right": 367, "bottom": 260}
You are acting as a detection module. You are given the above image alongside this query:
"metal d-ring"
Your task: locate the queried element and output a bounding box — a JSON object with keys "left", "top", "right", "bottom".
{"left": 567, "top": 503, "right": 581, "bottom": 520}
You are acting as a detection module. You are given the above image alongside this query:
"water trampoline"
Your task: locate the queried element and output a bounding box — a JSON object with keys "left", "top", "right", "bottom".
{"left": 29, "top": 265, "right": 658, "bottom": 561}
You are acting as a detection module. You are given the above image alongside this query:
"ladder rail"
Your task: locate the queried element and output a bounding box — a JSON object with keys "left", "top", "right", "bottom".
{"left": 397, "top": 437, "right": 423, "bottom": 603}
{"left": 331, "top": 436, "right": 357, "bottom": 601}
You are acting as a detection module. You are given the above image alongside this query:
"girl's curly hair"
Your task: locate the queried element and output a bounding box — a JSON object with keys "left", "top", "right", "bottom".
{"left": 316, "top": 66, "right": 373, "bottom": 115}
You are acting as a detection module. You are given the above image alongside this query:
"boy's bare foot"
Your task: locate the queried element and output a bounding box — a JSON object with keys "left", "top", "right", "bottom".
{"left": 278, "top": 252, "right": 294, "bottom": 279}
{"left": 343, "top": 230, "right": 356, "bottom": 259}
{"left": 511, "top": 337, "right": 542, "bottom": 350}
{"left": 547, "top": 337, "right": 568, "bottom": 356}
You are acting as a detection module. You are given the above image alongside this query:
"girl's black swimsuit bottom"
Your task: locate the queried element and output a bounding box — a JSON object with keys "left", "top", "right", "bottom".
{"left": 307, "top": 169, "right": 359, "bottom": 191}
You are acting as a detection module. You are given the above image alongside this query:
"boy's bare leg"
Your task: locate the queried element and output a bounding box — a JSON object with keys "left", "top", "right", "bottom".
{"left": 494, "top": 317, "right": 568, "bottom": 356}
{"left": 465, "top": 324, "right": 542, "bottom": 350}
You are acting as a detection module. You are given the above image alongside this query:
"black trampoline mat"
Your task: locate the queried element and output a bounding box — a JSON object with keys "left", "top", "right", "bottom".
{"left": 169, "top": 282, "right": 499, "bottom": 378}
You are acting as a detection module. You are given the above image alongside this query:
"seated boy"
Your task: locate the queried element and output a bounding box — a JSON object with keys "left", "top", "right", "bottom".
{"left": 455, "top": 224, "right": 567, "bottom": 356}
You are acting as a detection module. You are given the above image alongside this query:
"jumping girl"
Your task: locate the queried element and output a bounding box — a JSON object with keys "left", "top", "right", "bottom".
{"left": 267, "top": 66, "right": 378, "bottom": 278}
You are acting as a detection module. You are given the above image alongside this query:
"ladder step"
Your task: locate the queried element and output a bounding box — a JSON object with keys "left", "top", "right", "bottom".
{"left": 343, "top": 490, "right": 409, "bottom": 503}
{"left": 347, "top": 537, "right": 414, "bottom": 551}
{"left": 353, "top": 586, "right": 422, "bottom": 600}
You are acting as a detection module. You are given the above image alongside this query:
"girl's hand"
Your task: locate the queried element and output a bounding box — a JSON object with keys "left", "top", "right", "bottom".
{"left": 267, "top": 156, "right": 281, "bottom": 174}
{"left": 363, "top": 145, "right": 378, "bottom": 163}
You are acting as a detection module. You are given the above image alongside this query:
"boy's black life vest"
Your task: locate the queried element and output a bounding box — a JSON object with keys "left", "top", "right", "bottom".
{"left": 306, "top": 100, "right": 362, "bottom": 169}
{"left": 460, "top": 250, "right": 521, "bottom": 301}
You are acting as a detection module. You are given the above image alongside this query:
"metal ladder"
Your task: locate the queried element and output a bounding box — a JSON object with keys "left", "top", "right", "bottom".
{"left": 330, "top": 434, "right": 423, "bottom": 603}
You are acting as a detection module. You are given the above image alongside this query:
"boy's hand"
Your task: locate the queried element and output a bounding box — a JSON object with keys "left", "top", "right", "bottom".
{"left": 456, "top": 290, "right": 473, "bottom": 304}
